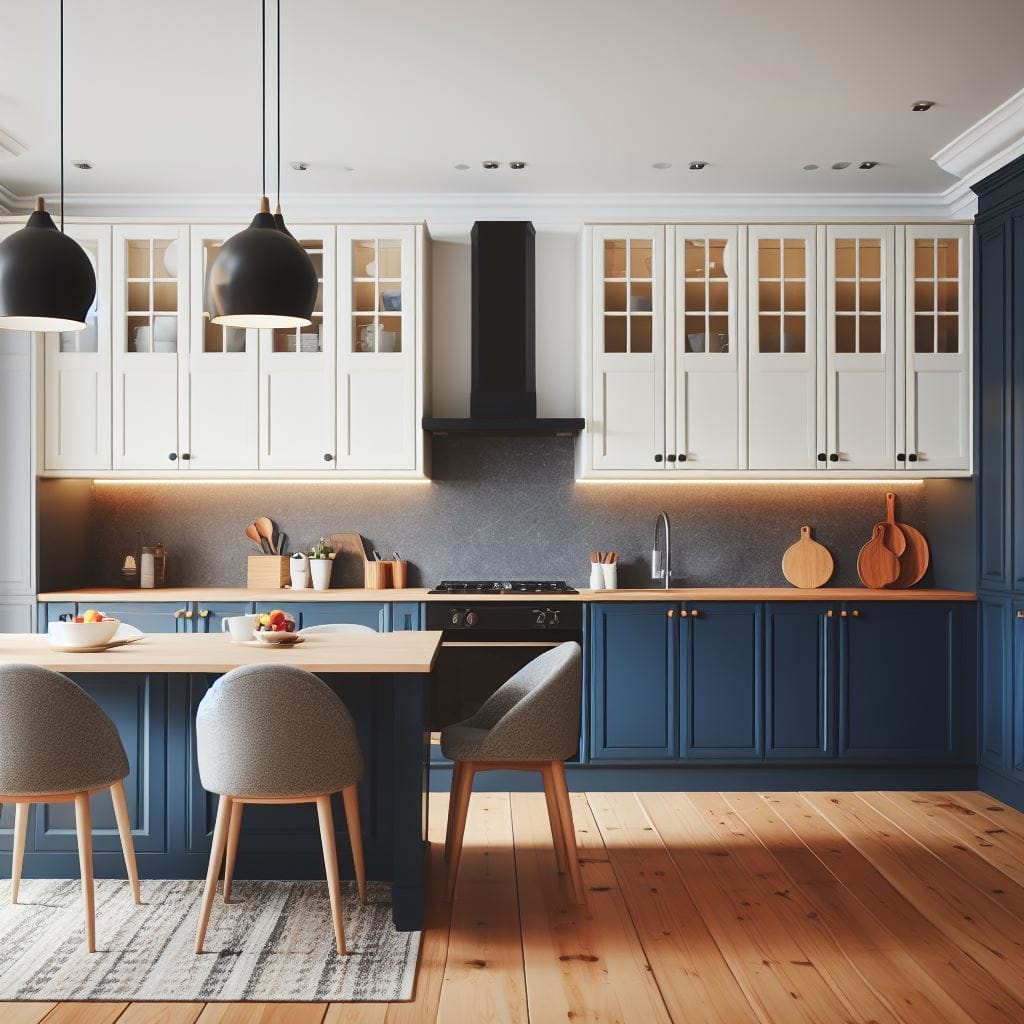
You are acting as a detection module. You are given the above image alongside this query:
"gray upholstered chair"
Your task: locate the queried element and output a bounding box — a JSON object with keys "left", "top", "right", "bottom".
{"left": 0, "top": 664, "right": 141, "bottom": 953}
{"left": 194, "top": 664, "right": 365, "bottom": 956}
{"left": 298, "top": 623, "right": 377, "bottom": 636}
{"left": 440, "top": 642, "right": 584, "bottom": 904}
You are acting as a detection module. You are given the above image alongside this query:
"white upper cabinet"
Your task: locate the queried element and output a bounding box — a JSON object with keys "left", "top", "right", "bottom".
{"left": 337, "top": 225, "right": 422, "bottom": 472}
{"left": 747, "top": 226, "right": 817, "bottom": 470}
{"left": 669, "top": 226, "right": 743, "bottom": 470}
{"left": 903, "top": 225, "right": 971, "bottom": 472}
{"left": 0, "top": 331, "right": 34, "bottom": 596}
{"left": 188, "top": 226, "right": 260, "bottom": 471}
{"left": 112, "top": 225, "right": 188, "bottom": 471}
{"left": 259, "top": 227, "right": 336, "bottom": 470}
{"left": 43, "top": 224, "right": 111, "bottom": 472}
{"left": 824, "top": 226, "right": 897, "bottom": 471}
{"left": 586, "top": 225, "right": 665, "bottom": 471}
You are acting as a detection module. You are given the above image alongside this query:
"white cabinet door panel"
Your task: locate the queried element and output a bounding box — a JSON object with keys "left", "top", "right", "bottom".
{"left": 913, "top": 365, "right": 969, "bottom": 467}
{"left": 116, "top": 362, "right": 179, "bottom": 469}
{"left": 339, "top": 360, "right": 415, "bottom": 469}
{"left": 0, "top": 600, "right": 34, "bottom": 633}
{"left": 682, "top": 369, "right": 739, "bottom": 468}
{"left": 834, "top": 364, "right": 892, "bottom": 467}
{"left": 597, "top": 361, "right": 661, "bottom": 469}
{"left": 748, "top": 367, "right": 817, "bottom": 469}
{"left": 0, "top": 333, "right": 33, "bottom": 595}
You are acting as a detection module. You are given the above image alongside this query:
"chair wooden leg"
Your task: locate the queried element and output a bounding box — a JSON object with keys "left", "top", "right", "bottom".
{"left": 444, "top": 761, "right": 464, "bottom": 862}
{"left": 110, "top": 781, "right": 141, "bottom": 905}
{"left": 223, "top": 801, "right": 244, "bottom": 903}
{"left": 550, "top": 761, "right": 586, "bottom": 905}
{"left": 541, "top": 765, "right": 568, "bottom": 874}
{"left": 195, "top": 794, "right": 232, "bottom": 954}
{"left": 11, "top": 803, "right": 29, "bottom": 905}
{"left": 341, "top": 785, "right": 366, "bottom": 905}
{"left": 74, "top": 792, "right": 96, "bottom": 953}
{"left": 316, "top": 794, "right": 347, "bottom": 956}
{"left": 444, "top": 762, "right": 476, "bottom": 903}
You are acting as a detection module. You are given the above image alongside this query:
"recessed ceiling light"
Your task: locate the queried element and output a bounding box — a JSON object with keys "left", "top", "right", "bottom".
{"left": 454, "top": 163, "right": 470, "bottom": 170}
{"left": 911, "top": 100, "right": 935, "bottom": 112}
{"left": 509, "top": 161, "right": 527, "bottom": 170}
{"left": 72, "top": 160, "right": 92, "bottom": 170}
{"left": 290, "top": 161, "right": 309, "bottom": 171}
{"left": 859, "top": 160, "right": 878, "bottom": 170}
{"left": 482, "top": 160, "right": 501, "bottom": 169}
{"left": 651, "top": 161, "right": 672, "bottom": 170}
{"left": 803, "top": 163, "right": 819, "bottom": 170}
{"left": 831, "top": 161, "right": 851, "bottom": 170}
{"left": 688, "top": 161, "right": 707, "bottom": 170}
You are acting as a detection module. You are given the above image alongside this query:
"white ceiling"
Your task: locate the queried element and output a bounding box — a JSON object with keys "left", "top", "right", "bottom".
{"left": 1, "top": 0, "right": 1022, "bottom": 203}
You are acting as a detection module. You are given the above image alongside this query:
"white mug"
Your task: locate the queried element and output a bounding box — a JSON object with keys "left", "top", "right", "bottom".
{"left": 221, "top": 613, "right": 257, "bottom": 643}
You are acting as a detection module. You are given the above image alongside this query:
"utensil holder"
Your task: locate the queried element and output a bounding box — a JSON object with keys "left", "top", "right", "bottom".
{"left": 310, "top": 558, "right": 334, "bottom": 591}
{"left": 364, "top": 561, "right": 391, "bottom": 590}
{"left": 247, "top": 555, "right": 290, "bottom": 589}
{"left": 388, "top": 560, "right": 408, "bottom": 588}
{"left": 601, "top": 563, "right": 618, "bottom": 590}
{"left": 589, "top": 563, "right": 605, "bottom": 590}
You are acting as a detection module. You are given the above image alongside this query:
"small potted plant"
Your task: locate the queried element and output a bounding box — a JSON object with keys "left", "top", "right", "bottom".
{"left": 308, "top": 537, "right": 335, "bottom": 591}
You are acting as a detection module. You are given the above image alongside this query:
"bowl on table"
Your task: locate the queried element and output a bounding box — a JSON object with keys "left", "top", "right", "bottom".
{"left": 254, "top": 629, "right": 300, "bottom": 646}
{"left": 48, "top": 618, "right": 121, "bottom": 650}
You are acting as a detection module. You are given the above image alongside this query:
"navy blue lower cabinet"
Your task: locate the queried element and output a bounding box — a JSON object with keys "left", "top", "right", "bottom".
{"left": 839, "top": 603, "right": 961, "bottom": 761}
{"left": 590, "top": 602, "right": 677, "bottom": 761}
{"left": 256, "top": 601, "right": 388, "bottom": 632}
{"left": 193, "top": 602, "right": 254, "bottom": 633}
{"left": 390, "top": 602, "right": 423, "bottom": 632}
{"left": 765, "top": 603, "right": 835, "bottom": 760}
{"left": 681, "top": 602, "right": 763, "bottom": 760}
{"left": 979, "top": 594, "right": 1014, "bottom": 773}
{"left": 1013, "top": 601, "right": 1024, "bottom": 782}
{"left": 89, "top": 601, "right": 188, "bottom": 634}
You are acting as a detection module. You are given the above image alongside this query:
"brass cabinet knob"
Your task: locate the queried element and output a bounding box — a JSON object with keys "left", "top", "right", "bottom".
{"left": 1017, "top": 610, "right": 1024, "bottom": 620}
{"left": 185, "top": 610, "right": 194, "bottom": 619}
{"left": 173, "top": 608, "right": 187, "bottom": 619}
{"left": 667, "top": 609, "right": 674, "bottom": 618}
{"left": 679, "top": 609, "right": 689, "bottom": 617}
{"left": 840, "top": 610, "right": 848, "bottom": 617}
{"left": 690, "top": 609, "right": 700, "bottom": 618}
{"left": 826, "top": 609, "right": 834, "bottom": 618}
{"left": 198, "top": 609, "right": 210, "bottom": 619}
{"left": 851, "top": 609, "right": 860, "bottom": 617}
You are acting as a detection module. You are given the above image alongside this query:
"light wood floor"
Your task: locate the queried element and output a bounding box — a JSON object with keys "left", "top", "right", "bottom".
{"left": 5, "top": 789, "right": 1024, "bottom": 1023}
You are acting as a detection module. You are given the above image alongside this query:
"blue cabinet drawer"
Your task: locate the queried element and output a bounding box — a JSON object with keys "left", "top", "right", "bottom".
{"left": 254, "top": 601, "right": 387, "bottom": 632}
{"left": 192, "top": 602, "right": 254, "bottom": 633}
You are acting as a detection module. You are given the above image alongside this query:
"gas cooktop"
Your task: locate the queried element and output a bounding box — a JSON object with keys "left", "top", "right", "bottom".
{"left": 428, "top": 580, "right": 578, "bottom": 595}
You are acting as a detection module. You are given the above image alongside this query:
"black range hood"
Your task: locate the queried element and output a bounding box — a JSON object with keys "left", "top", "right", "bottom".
{"left": 423, "top": 221, "right": 584, "bottom": 437}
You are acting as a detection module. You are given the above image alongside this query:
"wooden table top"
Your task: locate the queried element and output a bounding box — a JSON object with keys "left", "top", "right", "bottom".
{"left": 0, "top": 631, "right": 443, "bottom": 675}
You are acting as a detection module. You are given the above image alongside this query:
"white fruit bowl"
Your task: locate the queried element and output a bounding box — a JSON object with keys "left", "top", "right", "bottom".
{"left": 254, "top": 630, "right": 299, "bottom": 645}
{"left": 48, "top": 618, "right": 120, "bottom": 649}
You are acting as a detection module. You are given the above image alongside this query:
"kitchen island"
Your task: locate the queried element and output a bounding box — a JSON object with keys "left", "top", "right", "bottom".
{"left": 0, "top": 631, "right": 441, "bottom": 931}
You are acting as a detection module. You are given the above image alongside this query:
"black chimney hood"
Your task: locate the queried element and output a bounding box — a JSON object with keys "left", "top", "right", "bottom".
{"left": 422, "top": 221, "right": 585, "bottom": 437}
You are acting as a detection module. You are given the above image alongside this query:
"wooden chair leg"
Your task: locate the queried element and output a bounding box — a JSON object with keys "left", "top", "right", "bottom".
{"left": 550, "top": 761, "right": 586, "bottom": 905}
{"left": 223, "top": 801, "right": 244, "bottom": 903}
{"left": 316, "top": 794, "right": 347, "bottom": 956}
{"left": 341, "top": 785, "right": 366, "bottom": 904}
{"left": 110, "top": 781, "right": 141, "bottom": 905}
{"left": 444, "top": 761, "right": 464, "bottom": 862}
{"left": 541, "top": 765, "right": 568, "bottom": 874}
{"left": 444, "top": 762, "right": 475, "bottom": 903}
{"left": 74, "top": 792, "right": 96, "bottom": 953}
{"left": 195, "top": 794, "right": 232, "bottom": 954}
{"left": 11, "top": 803, "right": 29, "bottom": 905}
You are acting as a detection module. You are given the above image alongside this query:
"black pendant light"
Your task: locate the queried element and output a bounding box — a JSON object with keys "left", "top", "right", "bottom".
{"left": 207, "top": 0, "right": 316, "bottom": 328}
{"left": 0, "top": 0, "right": 96, "bottom": 332}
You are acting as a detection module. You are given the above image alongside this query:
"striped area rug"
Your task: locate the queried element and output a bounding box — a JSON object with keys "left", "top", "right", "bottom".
{"left": 0, "top": 879, "right": 419, "bottom": 1001}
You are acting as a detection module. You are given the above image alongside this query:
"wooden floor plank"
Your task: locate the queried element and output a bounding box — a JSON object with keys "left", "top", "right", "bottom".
{"left": 116, "top": 1006, "right": 205, "bottom": 1024}
{"left": 957, "top": 790, "right": 1024, "bottom": 838}
{"left": 587, "top": 791, "right": 763, "bottom": 1024}
{"left": 762, "top": 792, "right": 1024, "bottom": 1024}
{"left": 0, "top": 1004, "right": 56, "bottom": 1024}
{"left": 803, "top": 792, "right": 1024, "bottom": 1003}
{"left": 434, "top": 793, "right": 526, "bottom": 1024}
{"left": 640, "top": 792, "right": 859, "bottom": 1024}
{"left": 723, "top": 792, "right": 977, "bottom": 1024}
{"left": 511, "top": 791, "right": 672, "bottom": 1024}
{"left": 196, "top": 1004, "right": 326, "bottom": 1024}
{"left": 323, "top": 1003, "right": 388, "bottom": 1023}
{"left": 42, "top": 1005, "right": 129, "bottom": 1024}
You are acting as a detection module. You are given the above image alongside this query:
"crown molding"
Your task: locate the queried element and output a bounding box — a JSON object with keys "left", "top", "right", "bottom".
{"left": 0, "top": 186, "right": 973, "bottom": 226}
{"left": 0, "top": 130, "right": 25, "bottom": 161}
{"left": 933, "top": 87, "right": 1024, "bottom": 189}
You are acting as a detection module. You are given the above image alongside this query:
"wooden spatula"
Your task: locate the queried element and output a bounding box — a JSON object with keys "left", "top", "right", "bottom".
{"left": 877, "top": 491, "right": 907, "bottom": 556}
{"left": 782, "top": 526, "right": 834, "bottom": 589}
{"left": 857, "top": 524, "right": 900, "bottom": 588}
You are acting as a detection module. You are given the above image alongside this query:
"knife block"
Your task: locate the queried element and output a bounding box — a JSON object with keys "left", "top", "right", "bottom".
{"left": 247, "top": 555, "right": 290, "bottom": 589}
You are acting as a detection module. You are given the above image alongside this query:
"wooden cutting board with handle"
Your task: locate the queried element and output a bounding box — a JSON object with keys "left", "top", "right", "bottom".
{"left": 782, "top": 526, "right": 834, "bottom": 589}
{"left": 857, "top": 524, "right": 900, "bottom": 588}
{"left": 886, "top": 491, "right": 930, "bottom": 588}
{"left": 877, "top": 491, "right": 907, "bottom": 556}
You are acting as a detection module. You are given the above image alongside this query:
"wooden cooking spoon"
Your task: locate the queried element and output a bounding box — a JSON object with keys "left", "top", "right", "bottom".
{"left": 244, "top": 524, "right": 264, "bottom": 553}
{"left": 857, "top": 524, "right": 900, "bottom": 589}
{"left": 255, "top": 516, "right": 277, "bottom": 554}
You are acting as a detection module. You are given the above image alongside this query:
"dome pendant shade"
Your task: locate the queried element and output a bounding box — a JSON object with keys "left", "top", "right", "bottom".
{"left": 208, "top": 198, "right": 317, "bottom": 328}
{"left": 273, "top": 204, "right": 294, "bottom": 238}
{"left": 0, "top": 203, "right": 96, "bottom": 332}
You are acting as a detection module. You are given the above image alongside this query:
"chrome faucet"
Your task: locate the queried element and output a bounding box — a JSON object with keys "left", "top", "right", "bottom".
{"left": 652, "top": 511, "right": 671, "bottom": 589}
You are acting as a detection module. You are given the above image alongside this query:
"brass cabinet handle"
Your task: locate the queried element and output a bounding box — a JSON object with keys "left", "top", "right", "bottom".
{"left": 840, "top": 610, "right": 848, "bottom": 617}
{"left": 173, "top": 608, "right": 187, "bottom": 619}
{"left": 851, "top": 609, "right": 860, "bottom": 617}
{"left": 667, "top": 609, "right": 674, "bottom": 618}
{"left": 679, "top": 609, "right": 689, "bottom": 618}
{"left": 198, "top": 609, "right": 210, "bottom": 619}
{"left": 690, "top": 609, "right": 700, "bottom": 618}
{"left": 826, "top": 609, "right": 834, "bottom": 618}
{"left": 185, "top": 610, "right": 194, "bottom": 619}
{"left": 1017, "top": 611, "right": 1024, "bottom": 620}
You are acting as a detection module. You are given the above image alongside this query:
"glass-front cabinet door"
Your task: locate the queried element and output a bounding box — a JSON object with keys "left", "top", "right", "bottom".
{"left": 188, "top": 226, "right": 259, "bottom": 470}
{"left": 746, "top": 226, "right": 818, "bottom": 470}
{"left": 337, "top": 225, "right": 418, "bottom": 470}
{"left": 112, "top": 226, "right": 187, "bottom": 470}
{"left": 670, "top": 226, "right": 741, "bottom": 469}
{"left": 903, "top": 225, "right": 971, "bottom": 471}
{"left": 259, "top": 227, "right": 336, "bottom": 470}
{"left": 825, "top": 226, "right": 896, "bottom": 470}
{"left": 589, "top": 225, "right": 665, "bottom": 471}
{"left": 43, "top": 224, "right": 112, "bottom": 471}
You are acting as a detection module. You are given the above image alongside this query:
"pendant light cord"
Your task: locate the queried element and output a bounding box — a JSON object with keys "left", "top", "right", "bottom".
{"left": 261, "top": 0, "right": 266, "bottom": 198}
{"left": 276, "top": 0, "right": 281, "bottom": 209}
{"left": 59, "top": 0, "right": 64, "bottom": 231}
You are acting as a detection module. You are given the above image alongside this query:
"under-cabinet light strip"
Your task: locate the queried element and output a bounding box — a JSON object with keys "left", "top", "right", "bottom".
{"left": 574, "top": 478, "right": 928, "bottom": 486}
{"left": 92, "top": 478, "right": 432, "bottom": 486}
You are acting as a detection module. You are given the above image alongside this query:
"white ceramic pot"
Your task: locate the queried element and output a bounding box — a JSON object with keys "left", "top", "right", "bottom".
{"left": 589, "top": 563, "right": 605, "bottom": 590}
{"left": 290, "top": 553, "right": 310, "bottom": 589}
{"left": 310, "top": 558, "right": 333, "bottom": 591}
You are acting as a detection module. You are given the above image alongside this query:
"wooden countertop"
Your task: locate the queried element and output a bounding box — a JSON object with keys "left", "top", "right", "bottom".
{"left": 0, "top": 631, "right": 442, "bottom": 674}
{"left": 37, "top": 586, "right": 977, "bottom": 603}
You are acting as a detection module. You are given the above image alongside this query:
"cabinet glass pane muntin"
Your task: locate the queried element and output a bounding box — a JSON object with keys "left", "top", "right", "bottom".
{"left": 273, "top": 237, "right": 326, "bottom": 354}
{"left": 122, "top": 236, "right": 180, "bottom": 354}
{"left": 912, "top": 237, "right": 961, "bottom": 354}
{"left": 680, "top": 237, "right": 730, "bottom": 354}
{"left": 351, "top": 238, "right": 403, "bottom": 353}
{"left": 200, "top": 239, "right": 248, "bottom": 354}
{"left": 757, "top": 237, "right": 806, "bottom": 352}
{"left": 833, "top": 237, "right": 882, "bottom": 354}
{"left": 60, "top": 236, "right": 100, "bottom": 353}
{"left": 603, "top": 237, "right": 653, "bottom": 354}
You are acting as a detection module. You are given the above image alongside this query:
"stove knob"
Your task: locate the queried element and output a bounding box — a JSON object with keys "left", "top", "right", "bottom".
{"left": 535, "top": 609, "right": 547, "bottom": 625}
{"left": 465, "top": 610, "right": 479, "bottom": 627}
{"left": 449, "top": 609, "right": 463, "bottom": 627}
{"left": 547, "top": 608, "right": 560, "bottom": 626}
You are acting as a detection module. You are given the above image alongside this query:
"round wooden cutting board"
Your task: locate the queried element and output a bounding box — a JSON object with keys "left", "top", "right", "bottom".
{"left": 857, "top": 523, "right": 901, "bottom": 588}
{"left": 782, "top": 526, "right": 834, "bottom": 589}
